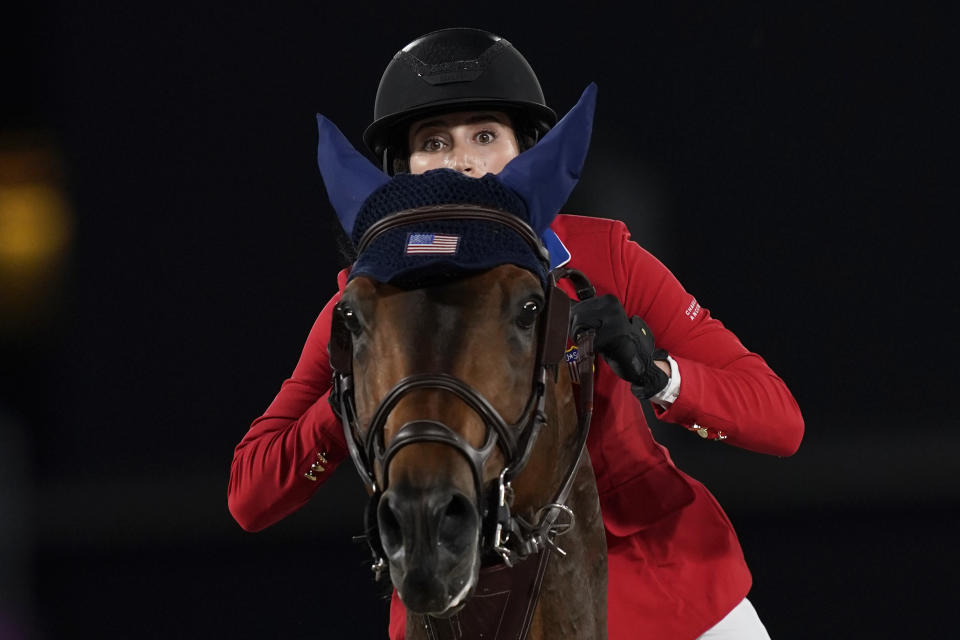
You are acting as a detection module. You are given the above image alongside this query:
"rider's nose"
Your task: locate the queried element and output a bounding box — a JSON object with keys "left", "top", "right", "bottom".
{"left": 448, "top": 151, "right": 473, "bottom": 175}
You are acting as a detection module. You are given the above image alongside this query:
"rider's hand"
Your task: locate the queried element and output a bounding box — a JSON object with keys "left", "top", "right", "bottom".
{"left": 569, "top": 294, "right": 670, "bottom": 399}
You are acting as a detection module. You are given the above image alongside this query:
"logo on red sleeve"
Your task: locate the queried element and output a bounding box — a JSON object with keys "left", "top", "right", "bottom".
{"left": 684, "top": 298, "right": 701, "bottom": 321}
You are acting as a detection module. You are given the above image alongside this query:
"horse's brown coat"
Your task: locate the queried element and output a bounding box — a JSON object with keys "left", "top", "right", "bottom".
{"left": 344, "top": 265, "right": 607, "bottom": 638}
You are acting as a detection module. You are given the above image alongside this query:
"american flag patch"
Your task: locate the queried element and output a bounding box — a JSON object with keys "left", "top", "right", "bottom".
{"left": 405, "top": 232, "right": 460, "bottom": 255}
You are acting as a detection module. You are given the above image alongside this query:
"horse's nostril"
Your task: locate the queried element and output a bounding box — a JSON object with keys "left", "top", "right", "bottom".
{"left": 437, "top": 492, "right": 477, "bottom": 554}
{"left": 379, "top": 489, "right": 478, "bottom": 559}
{"left": 378, "top": 493, "right": 404, "bottom": 557}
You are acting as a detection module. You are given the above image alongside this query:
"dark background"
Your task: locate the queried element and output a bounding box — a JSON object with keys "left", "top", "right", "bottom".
{"left": 2, "top": 2, "right": 956, "bottom": 638}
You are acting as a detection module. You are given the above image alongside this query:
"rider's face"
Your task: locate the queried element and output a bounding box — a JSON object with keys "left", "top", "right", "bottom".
{"left": 407, "top": 111, "right": 520, "bottom": 177}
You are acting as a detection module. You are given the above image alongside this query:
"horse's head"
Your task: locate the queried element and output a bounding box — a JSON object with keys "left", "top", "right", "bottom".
{"left": 340, "top": 264, "right": 563, "bottom": 614}
{"left": 318, "top": 83, "right": 599, "bottom": 620}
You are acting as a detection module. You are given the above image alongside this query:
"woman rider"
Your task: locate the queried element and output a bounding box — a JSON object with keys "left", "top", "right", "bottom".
{"left": 228, "top": 27, "right": 803, "bottom": 639}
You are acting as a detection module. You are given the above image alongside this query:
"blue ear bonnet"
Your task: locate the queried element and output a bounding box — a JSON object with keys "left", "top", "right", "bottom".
{"left": 317, "top": 83, "right": 597, "bottom": 290}
{"left": 349, "top": 170, "right": 547, "bottom": 288}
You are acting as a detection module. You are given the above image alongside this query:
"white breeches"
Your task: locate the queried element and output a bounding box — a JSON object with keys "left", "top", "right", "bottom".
{"left": 697, "top": 598, "right": 772, "bottom": 640}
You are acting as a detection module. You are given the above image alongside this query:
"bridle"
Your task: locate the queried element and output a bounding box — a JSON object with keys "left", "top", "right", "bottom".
{"left": 328, "top": 204, "right": 597, "bottom": 579}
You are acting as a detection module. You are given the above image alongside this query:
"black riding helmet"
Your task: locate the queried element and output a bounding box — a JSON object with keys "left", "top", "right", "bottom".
{"left": 363, "top": 28, "right": 558, "bottom": 174}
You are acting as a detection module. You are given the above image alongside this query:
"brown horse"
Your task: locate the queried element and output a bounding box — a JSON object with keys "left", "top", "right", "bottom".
{"left": 331, "top": 264, "right": 608, "bottom": 639}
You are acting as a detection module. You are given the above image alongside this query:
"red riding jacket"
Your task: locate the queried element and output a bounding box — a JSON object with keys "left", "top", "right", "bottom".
{"left": 228, "top": 214, "right": 804, "bottom": 639}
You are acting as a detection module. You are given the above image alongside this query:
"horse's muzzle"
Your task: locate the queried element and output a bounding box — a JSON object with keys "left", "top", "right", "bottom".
{"left": 378, "top": 484, "right": 481, "bottom": 615}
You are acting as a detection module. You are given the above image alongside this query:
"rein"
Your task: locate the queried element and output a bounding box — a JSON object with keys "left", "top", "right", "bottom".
{"left": 328, "top": 205, "right": 597, "bottom": 638}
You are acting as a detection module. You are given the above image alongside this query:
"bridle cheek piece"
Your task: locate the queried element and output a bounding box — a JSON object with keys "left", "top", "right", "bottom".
{"left": 327, "top": 206, "right": 597, "bottom": 576}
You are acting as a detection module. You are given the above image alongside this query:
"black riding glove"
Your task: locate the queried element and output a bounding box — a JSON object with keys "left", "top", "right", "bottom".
{"left": 569, "top": 294, "right": 670, "bottom": 399}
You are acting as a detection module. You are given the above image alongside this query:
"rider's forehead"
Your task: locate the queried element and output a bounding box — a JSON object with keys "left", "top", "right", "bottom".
{"left": 408, "top": 111, "right": 513, "bottom": 137}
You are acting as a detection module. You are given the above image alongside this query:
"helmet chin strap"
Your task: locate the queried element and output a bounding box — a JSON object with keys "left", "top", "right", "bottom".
{"left": 381, "top": 144, "right": 413, "bottom": 177}
{"left": 381, "top": 146, "right": 393, "bottom": 175}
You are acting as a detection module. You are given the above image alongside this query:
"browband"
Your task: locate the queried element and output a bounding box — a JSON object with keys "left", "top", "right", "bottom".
{"left": 355, "top": 204, "right": 551, "bottom": 268}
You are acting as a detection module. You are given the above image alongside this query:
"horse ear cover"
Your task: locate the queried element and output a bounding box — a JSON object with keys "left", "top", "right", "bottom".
{"left": 496, "top": 82, "right": 596, "bottom": 235}
{"left": 315, "top": 115, "right": 391, "bottom": 237}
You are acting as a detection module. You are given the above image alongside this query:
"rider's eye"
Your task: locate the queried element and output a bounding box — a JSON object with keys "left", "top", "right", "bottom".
{"left": 475, "top": 130, "right": 495, "bottom": 144}
{"left": 516, "top": 299, "right": 540, "bottom": 329}
{"left": 422, "top": 137, "right": 445, "bottom": 152}
{"left": 339, "top": 304, "right": 362, "bottom": 335}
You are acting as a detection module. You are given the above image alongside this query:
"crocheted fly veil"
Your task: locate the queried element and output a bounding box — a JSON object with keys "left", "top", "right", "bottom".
{"left": 316, "top": 83, "right": 597, "bottom": 288}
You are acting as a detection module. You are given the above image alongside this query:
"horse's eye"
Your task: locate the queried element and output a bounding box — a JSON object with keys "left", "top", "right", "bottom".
{"left": 516, "top": 299, "right": 540, "bottom": 329}
{"left": 339, "top": 304, "right": 362, "bottom": 335}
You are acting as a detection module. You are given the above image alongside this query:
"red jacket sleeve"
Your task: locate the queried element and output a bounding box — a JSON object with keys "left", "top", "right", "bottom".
{"left": 227, "top": 290, "right": 352, "bottom": 532}
{"left": 610, "top": 220, "right": 804, "bottom": 456}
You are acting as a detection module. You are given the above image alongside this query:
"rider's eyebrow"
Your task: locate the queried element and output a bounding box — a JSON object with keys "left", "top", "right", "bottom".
{"left": 411, "top": 113, "right": 507, "bottom": 137}
{"left": 463, "top": 113, "right": 507, "bottom": 125}
{"left": 410, "top": 119, "right": 446, "bottom": 136}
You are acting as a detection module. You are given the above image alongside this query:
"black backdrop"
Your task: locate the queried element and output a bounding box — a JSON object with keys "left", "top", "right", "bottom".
{"left": 2, "top": 2, "right": 956, "bottom": 638}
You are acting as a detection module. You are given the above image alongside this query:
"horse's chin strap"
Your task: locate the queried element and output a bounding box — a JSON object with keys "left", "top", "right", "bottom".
{"left": 419, "top": 549, "right": 552, "bottom": 640}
